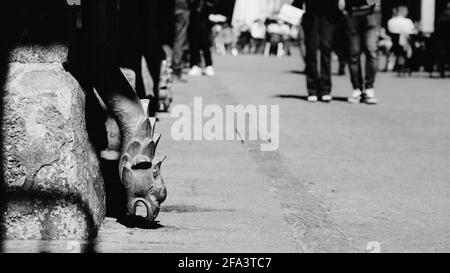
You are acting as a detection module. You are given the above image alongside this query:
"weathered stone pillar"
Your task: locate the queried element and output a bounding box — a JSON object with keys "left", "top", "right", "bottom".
{"left": 2, "top": 43, "right": 106, "bottom": 240}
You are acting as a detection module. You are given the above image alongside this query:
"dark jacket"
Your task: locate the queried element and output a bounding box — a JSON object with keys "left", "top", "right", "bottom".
{"left": 292, "top": 0, "right": 342, "bottom": 22}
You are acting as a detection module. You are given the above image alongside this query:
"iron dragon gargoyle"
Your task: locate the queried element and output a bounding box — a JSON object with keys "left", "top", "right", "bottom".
{"left": 119, "top": 117, "right": 167, "bottom": 222}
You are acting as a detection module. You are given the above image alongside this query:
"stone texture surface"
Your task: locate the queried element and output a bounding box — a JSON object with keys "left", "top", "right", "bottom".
{"left": 2, "top": 60, "right": 105, "bottom": 240}
{"left": 8, "top": 44, "right": 68, "bottom": 64}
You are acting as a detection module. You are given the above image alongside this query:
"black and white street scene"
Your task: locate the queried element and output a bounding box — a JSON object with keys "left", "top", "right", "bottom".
{"left": 1, "top": 0, "right": 450, "bottom": 254}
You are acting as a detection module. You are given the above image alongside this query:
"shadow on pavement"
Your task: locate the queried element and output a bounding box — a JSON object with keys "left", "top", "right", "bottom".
{"left": 274, "top": 94, "right": 349, "bottom": 102}
{"left": 286, "top": 70, "right": 305, "bottom": 75}
{"left": 117, "top": 216, "right": 164, "bottom": 230}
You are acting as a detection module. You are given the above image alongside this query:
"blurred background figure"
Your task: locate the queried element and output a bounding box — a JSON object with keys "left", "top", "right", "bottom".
{"left": 235, "top": 23, "right": 251, "bottom": 55}
{"left": 387, "top": 5, "right": 417, "bottom": 75}
{"left": 173, "top": 0, "right": 191, "bottom": 81}
{"left": 119, "top": 0, "right": 175, "bottom": 116}
{"left": 345, "top": 0, "right": 381, "bottom": 105}
{"left": 377, "top": 27, "right": 393, "bottom": 72}
{"left": 250, "top": 19, "right": 267, "bottom": 54}
{"left": 213, "top": 21, "right": 238, "bottom": 56}
{"left": 265, "top": 18, "right": 291, "bottom": 57}
{"left": 292, "top": 0, "right": 344, "bottom": 103}
{"left": 188, "top": 0, "right": 216, "bottom": 77}
{"left": 434, "top": 0, "right": 450, "bottom": 77}
{"left": 333, "top": 9, "right": 349, "bottom": 76}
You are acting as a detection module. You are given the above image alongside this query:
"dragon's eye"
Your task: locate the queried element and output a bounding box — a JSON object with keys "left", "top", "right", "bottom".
{"left": 153, "top": 168, "right": 158, "bottom": 178}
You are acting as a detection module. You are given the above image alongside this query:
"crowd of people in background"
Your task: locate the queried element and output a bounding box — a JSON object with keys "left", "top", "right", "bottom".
{"left": 210, "top": 0, "right": 450, "bottom": 105}
{"left": 119, "top": 0, "right": 450, "bottom": 114}
{"left": 212, "top": 16, "right": 301, "bottom": 57}
{"left": 117, "top": 0, "right": 217, "bottom": 117}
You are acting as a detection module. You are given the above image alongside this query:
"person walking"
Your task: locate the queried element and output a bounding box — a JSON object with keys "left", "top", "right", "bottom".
{"left": 345, "top": 0, "right": 381, "bottom": 105}
{"left": 173, "top": 0, "right": 191, "bottom": 80}
{"left": 118, "top": 0, "right": 174, "bottom": 116}
{"left": 188, "top": 0, "right": 215, "bottom": 77}
{"left": 292, "top": 0, "right": 345, "bottom": 103}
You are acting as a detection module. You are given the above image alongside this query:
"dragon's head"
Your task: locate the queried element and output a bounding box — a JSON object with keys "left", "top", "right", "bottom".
{"left": 119, "top": 118, "right": 167, "bottom": 222}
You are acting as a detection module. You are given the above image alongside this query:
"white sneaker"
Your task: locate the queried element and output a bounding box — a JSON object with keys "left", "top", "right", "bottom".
{"left": 363, "top": 88, "right": 378, "bottom": 105}
{"left": 204, "top": 66, "right": 215, "bottom": 77}
{"left": 188, "top": 65, "right": 202, "bottom": 77}
{"left": 348, "top": 89, "right": 362, "bottom": 104}
{"left": 321, "top": 95, "right": 333, "bottom": 103}
{"left": 307, "top": 95, "right": 318, "bottom": 102}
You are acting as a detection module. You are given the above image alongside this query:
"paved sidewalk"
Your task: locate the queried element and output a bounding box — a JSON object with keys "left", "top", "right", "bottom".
{"left": 5, "top": 54, "right": 450, "bottom": 253}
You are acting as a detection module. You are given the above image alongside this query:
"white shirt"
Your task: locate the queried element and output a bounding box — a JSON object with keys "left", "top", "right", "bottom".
{"left": 250, "top": 23, "right": 267, "bottom": 39}
{"left": 388, "top": 16, "right": 416, "bottom": 35}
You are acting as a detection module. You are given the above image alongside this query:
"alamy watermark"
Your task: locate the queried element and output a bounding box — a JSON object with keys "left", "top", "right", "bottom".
{"left": 171, "top": 97, "right": 280, "bottom": 152}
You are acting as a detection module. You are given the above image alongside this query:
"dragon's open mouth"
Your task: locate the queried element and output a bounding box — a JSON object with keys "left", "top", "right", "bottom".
{"left": 130, "top": 197, "right": 159, "bottom": 222}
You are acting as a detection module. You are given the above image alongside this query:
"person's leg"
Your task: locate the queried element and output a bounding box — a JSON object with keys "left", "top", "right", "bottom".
{"left": 143, "top": 46, "right": 164, "bottom": 115}
{"left": 319, "top": 15, "right": 336, "bottom": 96}
{"left": 333, "top": 15, "right": 348, "bottom": 75}
{"left": 189, "top": 13, "right": 201, "bottom": 68}
{"left": 173, "top": 8, "right": 190, "bottom": 76}
{"left": 199, "top": 18, "right": 213, "bottom": 67}
{"left": 303, "top": 15, "right": 320, "bottom": 97}
{"left": 137, "top": 0, "right": 164, "bottom": 115}
{"left": 363, "top": 14, "right": 379, "bottom": 90}
{"left": 346, "top": 15, "right": 363, "bottom": 91}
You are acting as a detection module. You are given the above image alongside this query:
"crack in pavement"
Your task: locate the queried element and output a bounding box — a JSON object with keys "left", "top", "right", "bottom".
{"left": 209, "top": 79, "right": 356, "bottom": 253}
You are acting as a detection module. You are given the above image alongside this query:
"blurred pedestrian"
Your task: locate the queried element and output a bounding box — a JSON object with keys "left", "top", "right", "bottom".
{"left": 345, "top": 0, "right": 381, "bottom": 105}
{"left": 173, "top": 0, "right": 191, "bottom": 81}
{"left": 292, "top": 0, "right": 345, "bottom": 103}
{"left": 250, "top": 19, "right": 267, "bottom": 54}
{"left": 435, "top": 0, "right": 450, "bottom": 78}
{"left": 388, "top": 5, "right": 416, "bottom": 76}
{"left": 188, "top": 0, "right": 215, "bottom": 77}
{"left": 119, "top": 0, "right": 174, "bottom": 116}
{"left": 333, "top": 10, "right": 349, "bottom": 76}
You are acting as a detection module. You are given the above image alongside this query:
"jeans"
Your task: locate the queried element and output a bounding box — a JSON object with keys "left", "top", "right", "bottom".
{"left": 346, "top": 13, "right": 379, "bottom": 90}
{"left": 172, "top": 8, "right": 190, "bottom": 75}
{"left": 303, "top": 14, "right": 336, "bottom": 96}
{"left": 189, "top": 13, "right": 213, "bottom": 67}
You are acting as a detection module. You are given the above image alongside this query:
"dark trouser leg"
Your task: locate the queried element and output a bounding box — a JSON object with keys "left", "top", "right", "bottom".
{"left": 143, "top": 41, "right": 164, "bottom": 94}
{"left": 173, "top": 9, "right": 190, "bottom": 75}
{"left": 347, "top": 15, "right": 363, "bottom": 90}
{"left": 303, "top": 16, "right": 320, "bottom": 96}
{"left": 318, "top": 16, "right": 336, "bottom": 96}
{"left": 364, "top": 16, "right": 379, "bottom": 89}
{"left": 189, "top": 14, "right": 201, "bottom": 67}
{"left": 199, "top": 18, "right": 213, "bottom": 67}
{"left": 139, "top": 0, "right": 164, "bottom": 114}
{"left": 333, "top": 15, "right": 348, "bottom": 75}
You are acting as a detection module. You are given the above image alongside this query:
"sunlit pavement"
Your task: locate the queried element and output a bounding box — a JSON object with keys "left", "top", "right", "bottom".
{"left": 202, "top": 54, "right": 450, "bottom": 253}
{"left": 4, "top": 53, "right": 450, "bottom": 253}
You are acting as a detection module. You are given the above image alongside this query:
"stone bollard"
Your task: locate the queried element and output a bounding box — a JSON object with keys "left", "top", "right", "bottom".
{"left": 2, "top": 45, "right": 106, "bottom": 240}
